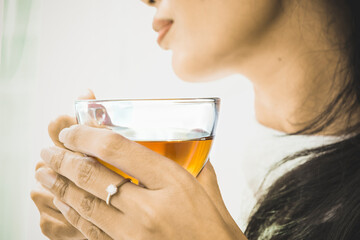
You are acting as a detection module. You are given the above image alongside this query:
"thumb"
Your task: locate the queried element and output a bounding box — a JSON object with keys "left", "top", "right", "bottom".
{"left": 48, "top": 115, "right": 77, "bottom": 148}
{"left": 77, "top": 89, "right": 96, "bottom": 100}
{"left": 197, "top": 161, "right": 241, "bottom": 234}
{"left": 197, "top": 161, "right": 226, "bottom": 210}
{"left": 48, "top": 90, "right": 96, "bottom": 148}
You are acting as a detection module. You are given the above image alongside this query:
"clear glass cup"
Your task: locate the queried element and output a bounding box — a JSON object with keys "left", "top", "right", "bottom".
{"left": 75, "top": 98, "right": 220, "bottom": 184}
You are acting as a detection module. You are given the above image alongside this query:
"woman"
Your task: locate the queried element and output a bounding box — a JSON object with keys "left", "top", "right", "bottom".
{"left": 31, "top": 0, "right": 360, "bottom": 239}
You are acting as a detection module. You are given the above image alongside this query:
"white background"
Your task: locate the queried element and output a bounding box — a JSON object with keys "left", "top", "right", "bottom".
{"left": 1, "top": 1, "right": 328, "bottom": 239}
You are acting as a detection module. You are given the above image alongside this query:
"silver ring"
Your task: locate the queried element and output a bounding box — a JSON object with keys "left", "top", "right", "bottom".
{"left": 106, "top": 178, "right": 132, "bottom": 206}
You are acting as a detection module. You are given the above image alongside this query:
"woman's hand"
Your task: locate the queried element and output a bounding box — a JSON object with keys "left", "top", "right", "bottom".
{"left": 31, "top": 184, "right": 86, "bottom": 240}
{"left": 31, "top": 91, "right": 95, "bottom": 239}
{"left": 31, "top": 116, "right": 85, "bottom": 240}
{"left": 36, "top": 125, "right": 247, "bottom": 240}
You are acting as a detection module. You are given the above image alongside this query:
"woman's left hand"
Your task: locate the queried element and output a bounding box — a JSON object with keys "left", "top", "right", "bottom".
{"left": 36, "top": 125, "right": 246, "bottom": 240}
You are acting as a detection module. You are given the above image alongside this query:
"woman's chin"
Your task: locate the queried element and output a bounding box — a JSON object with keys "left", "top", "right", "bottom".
{"left": 171, "top": 54, "right": 228, "bottom": 83}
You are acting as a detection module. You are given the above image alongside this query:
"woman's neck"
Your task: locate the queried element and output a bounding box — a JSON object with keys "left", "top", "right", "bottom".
{"left": 233, "top": 1, "right": 354, "bottom": 135}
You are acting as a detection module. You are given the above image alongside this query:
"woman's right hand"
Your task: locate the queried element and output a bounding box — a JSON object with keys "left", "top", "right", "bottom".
{"left": 31, "top": 91, "right": 95, "bottom": 239}
{"left": 31, "top": 180, "right": 86, "bottom": 239}
{"left": 31, "top": 115, "right": 85, "bottom": 239}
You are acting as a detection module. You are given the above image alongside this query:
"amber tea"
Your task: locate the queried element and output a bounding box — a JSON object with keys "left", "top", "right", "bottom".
{"left": 97, "top": 136, "right": 213, "bottom": 184}
{"left": 75, "top": 98, "right": 220, "bottom": 184}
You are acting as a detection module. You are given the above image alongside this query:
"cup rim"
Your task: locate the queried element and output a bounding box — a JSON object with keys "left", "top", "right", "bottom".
{"left": 75, "top": 97, "right": 220, "bottom": 104}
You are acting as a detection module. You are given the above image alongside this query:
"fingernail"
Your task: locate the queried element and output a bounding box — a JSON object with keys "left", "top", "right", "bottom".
{"left": 35, "top": 161, "right": 45, "bottom": 171}
{"left": 59, "top": 127, "right": 70, "bottom": 143}
{"left": 53, "top": 198, "right": 70, "bottom": 214}
{"left": 35, "top": 168, "right": 57, "bottom": 189}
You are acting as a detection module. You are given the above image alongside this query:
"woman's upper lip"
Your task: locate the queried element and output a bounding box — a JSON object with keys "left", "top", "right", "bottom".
{"left": 152, "top": 18, "right": 173, "bottom": 33}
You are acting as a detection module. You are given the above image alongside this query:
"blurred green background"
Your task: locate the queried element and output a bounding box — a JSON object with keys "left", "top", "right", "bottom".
{"left": 0, "top": 0, "right": 38, "bottom": 239}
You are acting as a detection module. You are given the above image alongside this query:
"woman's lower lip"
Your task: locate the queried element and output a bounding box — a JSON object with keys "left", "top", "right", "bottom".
{"left": 157, "top": 23, "right": 173, "bottom": 45}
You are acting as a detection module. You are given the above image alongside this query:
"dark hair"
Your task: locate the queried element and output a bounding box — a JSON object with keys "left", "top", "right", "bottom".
{"left": 245, "top": 1, "right": 360, "bottom": 239}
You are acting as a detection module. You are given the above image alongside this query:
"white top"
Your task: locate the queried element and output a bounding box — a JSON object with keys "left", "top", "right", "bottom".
{"left": 231, "top": 121, "right": 341, "bottom": 230}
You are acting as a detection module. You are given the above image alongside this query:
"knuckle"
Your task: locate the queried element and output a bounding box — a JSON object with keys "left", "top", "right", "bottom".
{"left": 172, "top": 172, "right": 195, "bottom": 190}
{"left": 98, "top": 132, "right": 126, "bottom": 157}
{"left": 79, "top": 194, "right": 98, "bottom": 219}
{"left": 86, "top": 225, "right": 102, "bottom": 240}
{"left": 76, "top": 157, "right": 99, "bottom": 188}
{"left": 173, "top": 181, "right": 198, "bottom": 203}
{"left": 181, "top": 178, "right": 197, "bottom": 191}
{"left": 49, "top": 149, "right": 65, "bottom": 172}
{"left": 141, "top": 203, "right": 161, "bottom": 232}
{"left": 53, "top": 176, "right": 70, "bottom": 199}
{"left": 66, "top": 209, "right": 82, "bottom": 228}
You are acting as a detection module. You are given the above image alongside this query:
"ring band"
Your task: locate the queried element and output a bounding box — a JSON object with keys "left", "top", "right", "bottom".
{"left": 106, "top": 178, "right": 132, "bottom": 206}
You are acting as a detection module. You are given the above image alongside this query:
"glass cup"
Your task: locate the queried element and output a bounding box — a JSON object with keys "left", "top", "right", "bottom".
{"left": 75, "top": 98, "right": 220, "bottom": 184}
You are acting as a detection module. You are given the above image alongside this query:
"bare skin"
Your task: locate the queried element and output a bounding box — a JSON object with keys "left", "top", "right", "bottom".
{"left": 32, "top": 92, "right": 245, "bottom": 239}
{"left": 145, "top": 0, "right": 352, "bottom": 134}
{"left": 35, "top": 125, "right": 246, "bottom": 239}
{"left": 31, "top": 92, "right": 96, "bottom": 240}
{"left": 31, "top": 0, "right": 357, "bottom": 239}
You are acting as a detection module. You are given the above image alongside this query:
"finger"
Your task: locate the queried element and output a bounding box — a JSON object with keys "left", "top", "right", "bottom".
{"left": 196, "top": 161, "right": 224, "bottom": 204}
{"left": 53, "top": 198, "right": 113, "bottom": 240}
{"left": 59, "top": 125, "right": 189, "bottom": 189}
{"left": 35, "top": 167, "right": 133, "bottom": 239}
{"left": 41, "top": 146, "right": 146, "bottom": 213}
{"left": 35, "top": 161, "right": 46, "bottom": 171}
{"left": 77, "top": 89, "right": 96, "bottom": 100}
{"left": 40, "top": 211, "right": 86, "bottom": 240}
{"left": 196, "top": 161, "right": 241, "bottom": 234}
{"left": 31, "top": 188, "right": 59, "bottom": 212}
{"left": 31, "top": 190, "right": 85, "bottom": 239}
{"left": 48, "top": 115, "right": 77, "bottom": 148}
{"left": 48, "top": 90, "right": 95, "bottom": 148}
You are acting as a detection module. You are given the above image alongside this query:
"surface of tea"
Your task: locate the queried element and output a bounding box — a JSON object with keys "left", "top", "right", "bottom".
{"left": 97, "top": 136, "right": 213, "bottom": 185}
